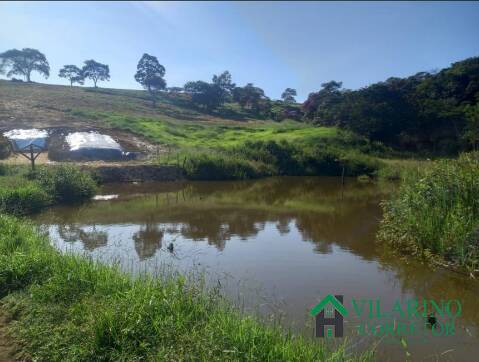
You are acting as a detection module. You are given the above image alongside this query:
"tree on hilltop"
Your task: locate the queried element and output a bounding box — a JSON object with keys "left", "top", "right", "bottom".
{"left": 0, "top": 48, "right": 50, "bottom": 82}
{"left": 59, "top": 65, "right": 84, "bottom": 87}
{"left": 82, "top": 59, "right": 110, "bottom": 88}
{"left": 281, "top": 88, "right": 297, "bottom": 103}
{"left": 134, "top": 53, "right": 166, "bottom": 106}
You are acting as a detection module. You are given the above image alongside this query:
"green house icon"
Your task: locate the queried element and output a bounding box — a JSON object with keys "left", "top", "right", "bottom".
{"left": 311, "top": 294, "right": 347, "bottom": 338}
{"left": 310, "top": 294, "right": 348, "bottom": 317}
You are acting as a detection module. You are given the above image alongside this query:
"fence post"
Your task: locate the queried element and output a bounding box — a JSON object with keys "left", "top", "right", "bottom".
{"left": 30, "top": 144, "right": 35, "bottom": 170}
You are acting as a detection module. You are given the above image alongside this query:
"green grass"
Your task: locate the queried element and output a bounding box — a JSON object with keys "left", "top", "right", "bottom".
{"left": 70, "top": 109, "right": 339, "bottom": 148}
{"left": 376, "top": 159, "right": 433, "bottom": 181}
{"left": 378, "top": 152, "right": 479, "bottom": 272}
{"left": 0, "top": 214, "right": 373, "bottom": 361}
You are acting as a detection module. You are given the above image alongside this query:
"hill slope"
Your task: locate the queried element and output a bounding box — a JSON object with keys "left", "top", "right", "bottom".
{"left": 0, "top": 80, "right": 341, "bottom": 150}
{"left": 0, "top": 80, "right": 387, "bottom": 180}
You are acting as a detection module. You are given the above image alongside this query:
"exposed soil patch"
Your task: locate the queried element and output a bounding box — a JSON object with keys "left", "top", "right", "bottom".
{"left": 0, "top": 309, "right": 18, "bottom": 362}
{"left": 1, "top": 126, "right": 158, "bottom": 165}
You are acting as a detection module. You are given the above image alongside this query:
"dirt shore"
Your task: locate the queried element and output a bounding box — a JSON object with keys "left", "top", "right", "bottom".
{"left": 0, "top": 309, "right": 17, "bottom": 362}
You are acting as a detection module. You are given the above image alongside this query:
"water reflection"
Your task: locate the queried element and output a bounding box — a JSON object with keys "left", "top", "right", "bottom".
{"left": 57, "top": 224, "right": 108, "bottom": 251}
{"left": 133, "top": 219, "right": 164, "bottom": 260}
{"left": 36, "top": 177, "right": 387, "bottom": 258}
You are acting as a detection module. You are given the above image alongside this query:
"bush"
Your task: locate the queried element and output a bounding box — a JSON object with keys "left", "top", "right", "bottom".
{"left": 35, "top": 165, "right": 97, "bottom": 203}
{"left": 176, "top": 140, "right": 383, "bottom": 180}
{"left": 233, "top": 140, "right": 382, "bottom": 177}
{"left": 0, "top": 134, "right": 11, "bottom": 159}
{"left": 0, "top": 183, "right": 49, "bottom": 215}
{"left": 378, "top": 152, "right": 479, "bottom": 270}
{"left": 0, "top": 164, "right": 7, "bottom": 176}
{"left": 184, "top": 153, "right": 270, "bottom": 180}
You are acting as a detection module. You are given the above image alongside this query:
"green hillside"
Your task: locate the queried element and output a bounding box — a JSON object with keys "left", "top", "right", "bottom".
{"left": 0, "top": 80, "right": 386, "bottom": 180}
{"left": 0, "top": 80, "right": 331, "bottom": 147}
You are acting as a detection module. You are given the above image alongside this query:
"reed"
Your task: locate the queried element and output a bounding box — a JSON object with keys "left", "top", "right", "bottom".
{"left": 378, "top": 152, "right": 479, "bottom": 271}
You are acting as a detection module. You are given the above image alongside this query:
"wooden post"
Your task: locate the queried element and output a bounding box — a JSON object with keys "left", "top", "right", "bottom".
{"left": 30, "top": 144, "right": 35, "bottom": 170}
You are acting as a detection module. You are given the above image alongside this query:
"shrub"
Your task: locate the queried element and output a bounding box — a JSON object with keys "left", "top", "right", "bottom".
{"left": 0, "top": 134, "right": 11, "bottom": 159}
{"left": 0, "top": 183, "right": 50, "bottom": 215}
{"left": 184, "top": 153, "right": 270, "bottom": 180}
{"left": 378, "top": 152, "right": 479, "bottom": 270}
{"left": 180, "top": 140, "right": 383, "bottom": 180}
{"left": 0, "top": 163, "right": 7, "bottom": 176}
{"left": 35, "top": 165, "right": 97, "bottom": 203}
{"left": 234, "top": 140, "right": 382, "bottom": 177}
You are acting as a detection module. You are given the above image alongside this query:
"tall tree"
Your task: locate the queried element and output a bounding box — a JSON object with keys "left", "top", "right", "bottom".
{"left": 134, "top": 53, "right": 166, "bottom": 106}
{"left": 82, "top": 59, "right": 110, "bottom": 88}
{"left": 212, "top": 70, "right": 235, "bottom": 102}
{"left": 0, "top": 48, "right": 50, "bottom": 82}
{"left": 281, "top": 88, "right": 297, "bottom": 103}
{"left": 184, "top": 81, "right": 223, "bottom": 111}
{"left": 58, "top": 65, "right": 84, "bottom": 87}
{"left": 302, "top": 81, "right": 344, "bottom": 124}
{"left": 233, "top": 83, "right": 269, "bottom": 113}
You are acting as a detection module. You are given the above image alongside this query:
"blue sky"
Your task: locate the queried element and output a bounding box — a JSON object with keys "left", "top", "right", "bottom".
{"left": 1, "top": 1, "right": 478, "bottom": 101}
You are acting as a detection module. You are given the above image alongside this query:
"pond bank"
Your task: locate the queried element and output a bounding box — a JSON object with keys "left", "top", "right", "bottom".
{"left": 0, "top": 309, "right": 17, "bottom": 362}
{"left": 0, "top": 214, "right": 373, "bottom": 361}
{"left": 84, "top": 164, "right": 184, "bottom": 183}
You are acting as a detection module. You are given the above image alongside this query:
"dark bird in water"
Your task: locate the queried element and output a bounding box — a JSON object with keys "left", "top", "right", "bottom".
{"left": 427, "top": 313, "right": 437, "bottom": 327}
{"left": 167, "top": 243, "right": 174, "bottom": 252}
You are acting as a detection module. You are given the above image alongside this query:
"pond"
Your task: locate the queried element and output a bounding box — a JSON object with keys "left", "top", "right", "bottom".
{"left": 32, "top": 177, "right": 479, "bottom": 361}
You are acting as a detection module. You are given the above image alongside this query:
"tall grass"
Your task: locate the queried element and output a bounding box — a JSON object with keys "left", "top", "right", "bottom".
{"left": 177, "top": 140, "right": 383, "bottom": 180}
{"left": 378, "top": 152, "right": 479, "bottom": 271}
{"left": 0, "top": 214, "right": 373, "bottom": 361}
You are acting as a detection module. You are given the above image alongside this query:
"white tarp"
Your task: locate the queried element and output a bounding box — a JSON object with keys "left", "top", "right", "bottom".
{"left": 66, "top": 132, "right": 122, "bottom": 151}
{"left": 3, "top": 129, "right": 48, "bottom": 150}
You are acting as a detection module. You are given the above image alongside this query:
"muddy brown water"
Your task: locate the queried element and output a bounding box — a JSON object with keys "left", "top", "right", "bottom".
{"left": 32, "top": 177, "right": 479, "bottom": 361}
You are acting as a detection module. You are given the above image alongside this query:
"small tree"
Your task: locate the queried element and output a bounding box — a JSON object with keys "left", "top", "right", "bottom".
{"left": 82, "top": 59, "right": 110, "bottom": 88}
{"left": 134, "top": 53, "right": 166, "bottom": 106}
{"left": 0, "top": 48, "right": 50, "bottom": 82}
{"left": 281, "top": 88, "right": 297, "bottom": 103}
{"left": 58, "top": 65, "right": 84, "bottom": 87}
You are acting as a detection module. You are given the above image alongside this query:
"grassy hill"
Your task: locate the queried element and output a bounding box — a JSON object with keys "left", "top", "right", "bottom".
{"left": 0, "top": 80, "right": 388, "bottom": 179}
{"left": 0, "top": 80, "right": 345, "bottom": 148}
